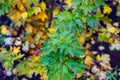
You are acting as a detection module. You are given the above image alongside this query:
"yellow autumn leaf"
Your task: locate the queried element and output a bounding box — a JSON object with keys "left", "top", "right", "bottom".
{"left": 107, "top": 27, "right": 119, "bottom": 34}
{"left": 86, "top": 32, "right": 92, "bottom": 38}
{"left": 26, "top": 35, "right": 33, "bottom": 43}
{"left": 105, "top": 32, "right": 111, "bottom": 38}
{"left": 53, "top": 7, "right": 59, "bottom": 16}
{"left": 29, "top": 56, "right": 39, "bottom": 62}
{"left": 12, "top": 47, "right": 20, "bottom": 54}
{"left": 77, "top": 73, "right": 83, "bottom": 78}
{"left": 34, "top": 11, "right": 48, "bottom": 21}
{"left": 79, "top": 34, "right": 85, "bottom": 45}
{"left": 102, "top": 16, "right": 112, "bottom": 24}
{"left": 109, "top": 38, "right": 114, "bottom": 43}
{"left": 40, "top": 2, "right": 46, "bottom": 11}
{"left": 96, "top": 54, "right": 101, "bottom": 61}
{"left": 33, "top": 7, "right": 41, "bottom": 15}
{"left": 1, "top": 25, "right": 7, "bottom": 35}
{"left": 26, "top": 24, "right": 33, "bottom": 34}
{"left": 21, "top": 12, "right": 28, "bottom": 20}
{"left": 17, "top": 1, "right": 25, "bottom": 11}
{"left": 65, "top": 0, "right": 72, "bottom": 7}
{"left": 84, "top": 56, "right": 94, "bottom": 65}
{"left": 48, "top": 27, "right": 56, "bottom": 33}
{"left": 32, "top": 27, "right": 38, "bottom": 34}
{"left": 103, "top": 5, "right": 112, "bottom": 14}
{"left": 10, "top": 11, "right": 22, "bottom": 27}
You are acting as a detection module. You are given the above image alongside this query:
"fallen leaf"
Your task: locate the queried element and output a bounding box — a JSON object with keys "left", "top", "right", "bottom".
{"left": 26, "top": 24, "right": 33, "bottom": 34}
{"left": 29, "top": 48, "right": 35, "bottom": 55}
{"left": 96, "top": 54, "right": 101, "bottom": 61}
{"left": 79, "top": 34, "right": 85, "bottom": 45}
{"left": 102, "top": 16, "right": 112, "bottom": 24}
{"left": 65, "top": 0, "right": 72, "bottom": 7}
{"left": 33, "top": 11, "right": 48, "bottom": 21}
{"left": 84, "top": 56, "right": 94, "bottom": 65}
{"left": 10, "top": 29, "right": 18, "bottom": 36}
{"left": 12, "top": 46, "right": 20, "bottom": 54}
{"left": 48, "top": 27, "right": 56, "bottom": 33}
{"left": 42, "top": 33, "right": 49, "bottom": 40}
{"left": 103, "top": 5, "right": 112, "bottom": 14}
{"left": 17, "top": 1, "right": 25, "bottom": 11}
{"left": 10, "top": 11, "right": 22, "bottom": 27}
{"left": 33, "top": 7, "right": 41, "bottom": 15}
{"left": 110, "top": 43, "right": 120, "bottom": 51}
{"left": 21, "top": 12, "right": 28, "bottom": 20}
{"left": 29, "top": 56, "right": 39, "bottom": 62}
{"left": 101, "top": 54, "right": 110, "bottom": 64}
{"left": 26, "top": 35, "right": 33, "bottom": 43}
{"left": 107, "top": 26, "right": 119, "bottom": 34}
{"left": 40, "top": 2, "right": 46, "bottom": 11}
{"left": 77, "top": 73, "right": 83, "bottom": 78}
{"left": 1, "top": 25, "right": 7, "bottom": 35}
{"left": 85, "top": 32, "right": 92, "bottom": 38}
{"left": 53, "top": 7, "right": 59, "bottom": 16}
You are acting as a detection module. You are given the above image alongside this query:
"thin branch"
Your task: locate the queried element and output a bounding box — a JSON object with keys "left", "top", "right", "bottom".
{"left": 47, "top": 0, "right": 54, "bottom": 28}
{"left": 60, "top": 0, "right": 64, "bottom": 11}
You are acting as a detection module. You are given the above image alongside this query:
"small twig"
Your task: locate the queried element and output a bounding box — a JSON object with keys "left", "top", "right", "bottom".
{"left": 48, "top": 0, "right": 54, "bottom": 28}
{"left": 60, "top": 0, "right": 64, "bottom": 11}
{"left": 11, "top": 5, "right": 23, "bottom": 12}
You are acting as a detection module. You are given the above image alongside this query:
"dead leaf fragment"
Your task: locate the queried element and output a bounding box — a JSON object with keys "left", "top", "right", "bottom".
{"left": 84, "top": 56, "right": 94, "bottom": 65}
{"left": 26, "top": 24, "right": 33, "bottom": 34}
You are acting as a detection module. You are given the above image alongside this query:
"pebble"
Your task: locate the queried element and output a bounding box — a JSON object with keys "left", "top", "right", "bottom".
{"left": 6, "top": 70, "right": 12, "bottom": 76}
